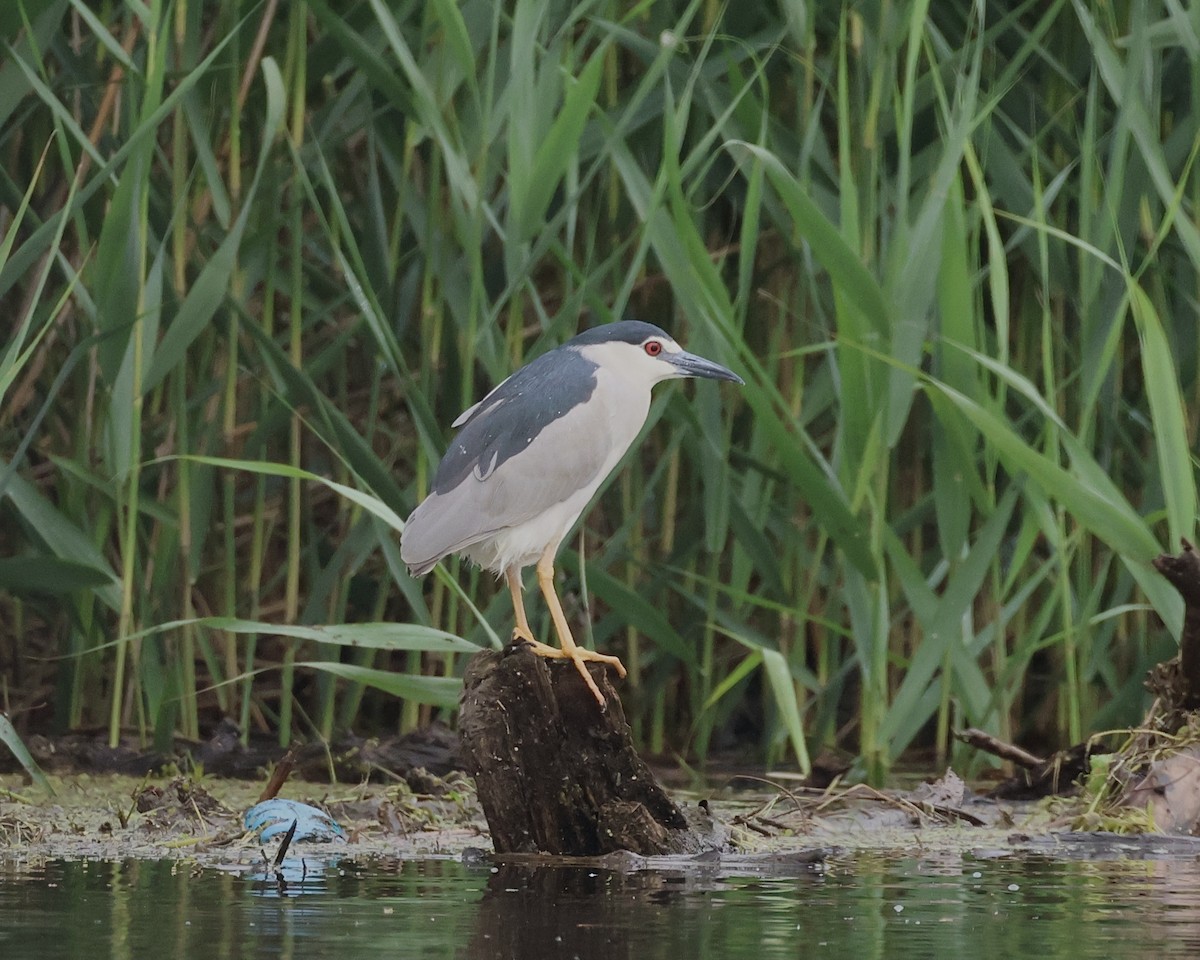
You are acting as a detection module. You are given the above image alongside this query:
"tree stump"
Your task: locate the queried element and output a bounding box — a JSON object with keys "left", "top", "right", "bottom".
{"left": 458, "top": 645, "right": 712, "bottom": 856}
{"left": 1151, "top": 538, "right": 1200, "bottom": 710}
{"left": 1114, "top": 541, "right": 1200, "bottom": 831}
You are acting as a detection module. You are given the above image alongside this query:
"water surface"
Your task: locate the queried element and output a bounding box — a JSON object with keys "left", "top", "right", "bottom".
{"left": 2, "top": 851, "right": 1198, "bottom": 958}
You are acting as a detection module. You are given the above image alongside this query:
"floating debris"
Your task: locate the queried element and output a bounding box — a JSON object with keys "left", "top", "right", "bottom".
{"left": 244, "top": 798, "right": 346, "bottom": 843}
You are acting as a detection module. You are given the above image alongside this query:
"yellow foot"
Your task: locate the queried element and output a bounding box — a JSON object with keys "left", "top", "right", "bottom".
{"left": 511, "top": 635, "right": 627, "bottom": 708}
{"left": 511, "top": 626, "right": 539, "bottom": 647}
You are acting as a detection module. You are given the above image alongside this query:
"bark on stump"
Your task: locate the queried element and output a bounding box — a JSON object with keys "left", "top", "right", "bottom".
{"left": 966, "top": 542, "right": 1200, "bottom": 822}
{"left": 1151, "top": 538, "right": 1200, "bottom": 710}
{"left": 459, "top": 645, "right": 707, "bottom": 856}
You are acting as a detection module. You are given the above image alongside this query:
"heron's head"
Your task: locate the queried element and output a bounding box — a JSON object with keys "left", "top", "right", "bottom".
{"left": 569, "top": 320, "right": 744, "bottom": 387}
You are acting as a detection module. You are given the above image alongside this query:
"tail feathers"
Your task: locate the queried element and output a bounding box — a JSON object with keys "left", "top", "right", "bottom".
{"left": 400, "top": 497, "right": 464, "bottom": 577}
{"left": 400, "top": 505, "right": 441, "bottom": 578}
{"left": 405, "top": 556, "right": 439, "bottom": 578}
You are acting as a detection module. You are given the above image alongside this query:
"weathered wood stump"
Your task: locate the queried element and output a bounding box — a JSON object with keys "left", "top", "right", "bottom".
{"left": 1150, "top": 538, "right": 1200, "bottom": 710}
{"left": 1110, "top": 540, "right": 1200, "bottom": 830}
{"left": 459, "top": 645, "right": 711, "bottom": 856}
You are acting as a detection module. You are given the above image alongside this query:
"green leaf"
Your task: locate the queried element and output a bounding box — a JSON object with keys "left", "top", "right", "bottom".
{"left": 0, "top": 18, "right": 243, "bottom": 303}
{"left": 727, "top": 140, "right": 888, "bottom": 334}
{"left": 141, "top": 57, "right": 286, "bottom": 393}
{"left": 761, "top": 648, "right": 811, "bottom": 775}
{"left": 179, "top": 453, "right": 501, "bottom": 649}
{"left": 512, "top": 47, "right": 606, "bottom": 243}
{"left": 366, "top": 0, "right": 478, "bottom": 211}
{"left": 577, "top": 563, "right": 692, "bottom": 662}
{"left": 702, "top": 649, "right": 762, "bottom": 712}
{"left": 91, "top": 153, "right": 142, "bottom": 385}
{"left": 1128, "top": 285, "right": 1195, "bottom": 549}
{"left": 884, "top": 488, "right": 1018, "bottom": 759}
{"left": 611, "top": 136, "right": 876, "bottom": 578}
{"left": 0, "top": 556, "right": 117, "bottom": 594}
{"left": 428, "top": 0, "right": 477, "bottom": 94}
{"left": 1, "top": 468, "right": 121, "bottom": 611}
{"left": 181, "top": 616, "right": 479, "bottom": 654}
{"left": 179, "top": 454, "right": 408, "bottom": 532}
{"left": 0, "top": 714, "right": 54, "bottom": 796}
{"left": 923, "top": 380, "right": 1161, "bottom": 563}
{"left": 298, "top": 662, "right": 462, "bottom": 709}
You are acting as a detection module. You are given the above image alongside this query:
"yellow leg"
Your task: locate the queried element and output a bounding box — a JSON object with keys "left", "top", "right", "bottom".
{"left": 506, "top": 561, "right": 561, "bottom": 652}
{"left": 505, "top": 565, "right": 534, "bottom": 643}
{"left": 506, "top": 564, "right": 562, "bottom": 657}
{"left": 534, "top": 546, "right": 626, "bottom": 707}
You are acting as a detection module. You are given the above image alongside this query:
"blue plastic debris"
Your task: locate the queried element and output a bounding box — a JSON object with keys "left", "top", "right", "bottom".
{"left": 243, "top": 798, "right": 347, "bottom": 843}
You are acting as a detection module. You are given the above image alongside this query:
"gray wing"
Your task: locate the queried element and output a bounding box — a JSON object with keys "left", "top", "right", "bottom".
{"left": 399, "top": 347, "right": 612, "bottom": 574}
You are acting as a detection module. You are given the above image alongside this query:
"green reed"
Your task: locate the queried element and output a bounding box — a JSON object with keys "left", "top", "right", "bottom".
{"left": 0, "top": 0, "right": 1197, "bottom": 784}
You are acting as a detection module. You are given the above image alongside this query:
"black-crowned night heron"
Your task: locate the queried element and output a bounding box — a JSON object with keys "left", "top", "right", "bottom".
{"left": 400, "top": 320, "right": 743, "bottom": 706}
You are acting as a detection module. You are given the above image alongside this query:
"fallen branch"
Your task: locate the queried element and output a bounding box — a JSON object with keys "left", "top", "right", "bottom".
{"left": 955, "top": 728, "right": 1045, "bottom": 770}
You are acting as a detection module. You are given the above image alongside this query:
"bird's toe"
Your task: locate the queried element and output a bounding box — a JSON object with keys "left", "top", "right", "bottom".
{"left": 511, "top": 626, "right": 538, "bottom": 646}
{"left": 569, "top": 655, "right": 608, "bottom": 708}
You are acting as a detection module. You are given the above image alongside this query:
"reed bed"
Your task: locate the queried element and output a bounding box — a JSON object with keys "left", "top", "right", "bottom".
{"left": 0, "top": 0, "right": 1196, "bottom": 782}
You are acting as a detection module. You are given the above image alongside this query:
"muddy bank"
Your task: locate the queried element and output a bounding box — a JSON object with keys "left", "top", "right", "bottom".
{"left": 6, "top": 768, "right": 1199, "bottom": 869}
{"left": 0, "top": 770, "right": 484, "bottom": 864}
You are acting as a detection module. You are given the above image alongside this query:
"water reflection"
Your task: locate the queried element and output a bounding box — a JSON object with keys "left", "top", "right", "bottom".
{"left": 2, "top": 852, "right": 1200, "bottom": 959}
{"left": 245, "top": 854, "right": 335, "bottom": 897}
{"left": 463, "top": 861, "right": 827, "bottom": 960}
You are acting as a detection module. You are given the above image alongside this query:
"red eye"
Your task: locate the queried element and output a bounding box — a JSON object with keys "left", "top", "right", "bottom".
{"left": 644, "top": 340, "right": 663, "bottom": 357}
